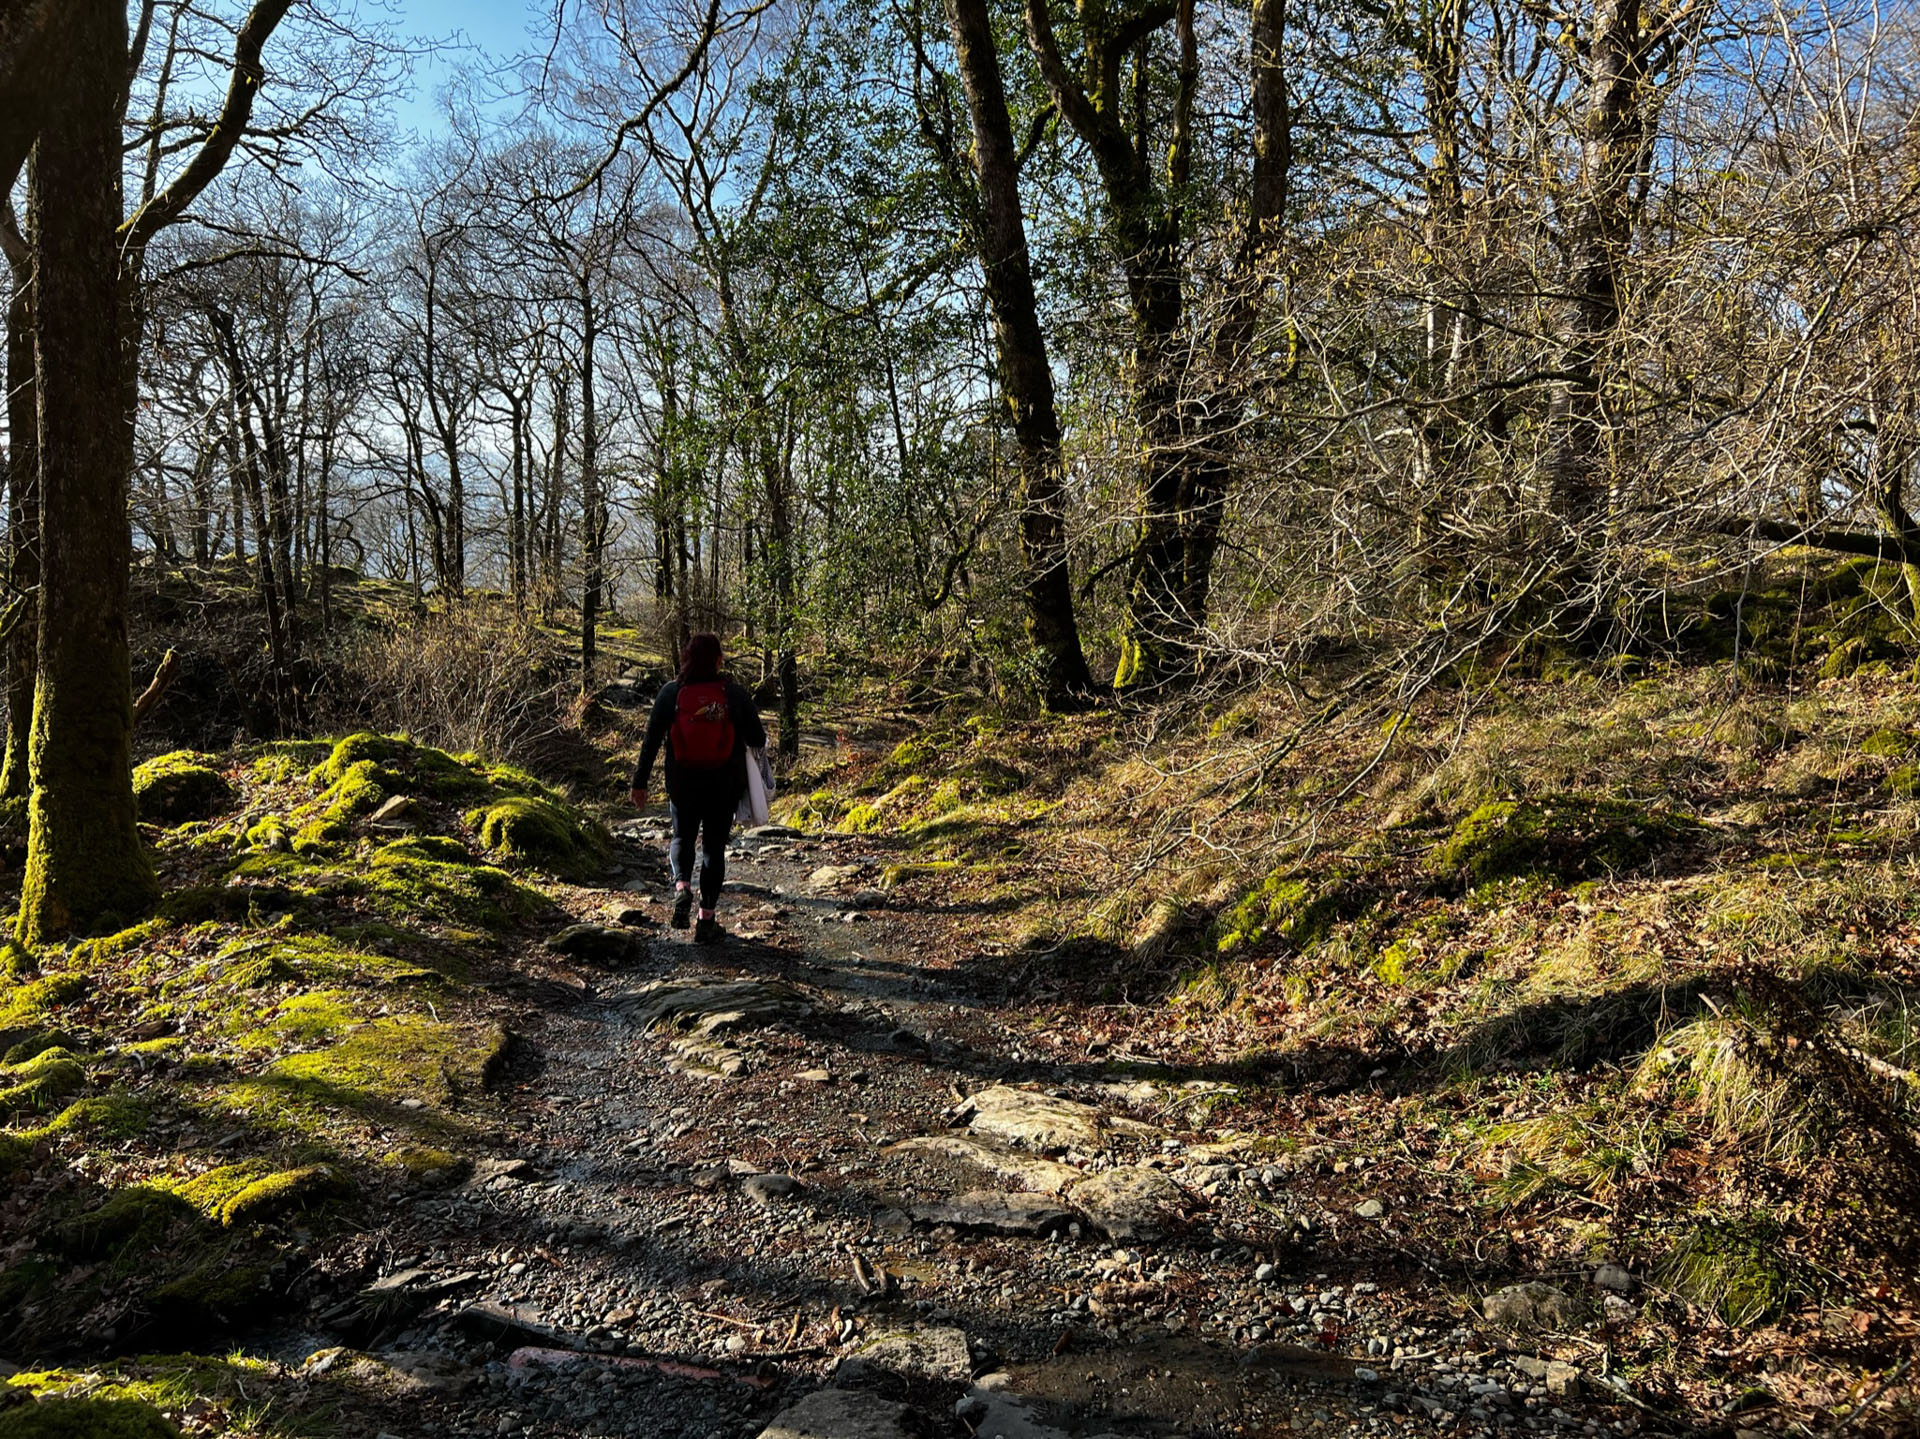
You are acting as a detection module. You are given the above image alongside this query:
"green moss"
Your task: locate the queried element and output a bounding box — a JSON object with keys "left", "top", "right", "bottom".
{"left": 248, "top": 739, "right": 335, "bottom": 786}
{"left": 71, "top": 919, "right": 170, "bottom": 967}
{"left": 0, "top": 1398, "right": 180, "bottom": 1438}
{"left": 2, "top": 1029, "right": 80, "bottom": 1064}
{"left": 1659, "top": 1220, "right": 1792, "bottom": 1327}
{"left": 314, "top": 760, "right": 393, "bottom": 823}
{"left": 132, "top": 752, "right": 234, "bottom": 826}
{"left": 306, "top": 733, "right": 409, "bottom": 790}
{"left": 465, "top": 796, "right": 607, "bottom": 880}
{"left": 226, "top": 1016, "right": 507, "bottom": 1127}
{"left": 53, "top": 1186, "right": 195, "bottom": 1259}
{"left": 1428, "top": 796, "right": 1701, "bottom": 887}
{"left": 841, "top": 803, "right": 882, "bottom": 833}
{"left": 0, "top": 1048, "right": 84, "bottom": 1119}
{"left": 0, "top": 973, "right": 88, "bottom": 1033}
{"left": 379, "top": 834, "right": 472, "bottom": 865}
{"left": 244, "top": 814, "right": 293, "bottom": 851}
{"left": 214, "top": 933, "right": 436, "bottom": 989}
{"left": 364, "top": 847, "right": 544, "bottom": 929}
{"left": 148, "top": 1255, "right": 270, "bottom": 1322}
{"left": 1860, "top": 727, "right": 1915, "bottom": 757}
{"left": 925, "top": 779, "right": 966, "bottom": 816}
{"left": 170, "top": 1159, "right": 350, "bottom": 1227}
{"left": 20, "top": 1093, "right": 148, "bottom": 1142}
{"left": 1890, "top": 765, "right": 1920, "bottom": 799}
{"left": 1214, "top": 869, "right": 1380, "bottom": 956}
{"left": 237, "top": 991, "right": 360, "bottom": 1047}
{"left": 290, "top": 817, "right": 349, "bottom": 854}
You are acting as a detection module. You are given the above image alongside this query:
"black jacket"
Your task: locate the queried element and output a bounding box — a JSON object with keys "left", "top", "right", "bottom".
{"left": 632, "top": 676, "right": 767, "bottom": 804}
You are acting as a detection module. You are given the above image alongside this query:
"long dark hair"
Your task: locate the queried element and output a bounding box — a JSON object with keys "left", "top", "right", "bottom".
{"left": 680, "top": 632, "right": 723, "bottom": 683}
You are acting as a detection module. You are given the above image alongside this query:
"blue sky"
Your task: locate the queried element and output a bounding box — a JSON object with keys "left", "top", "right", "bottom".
{"left": 393, "top": 0, "right": 550, "bottom": 137}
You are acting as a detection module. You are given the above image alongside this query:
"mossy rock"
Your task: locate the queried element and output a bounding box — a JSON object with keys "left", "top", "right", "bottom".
{"left": 1428, "top": 796, "right": 1701, "bottom": 887}
{"left": 465, "top": 796, "right": 608, "bottom": 881}
{"left": 0, "top": 1398, "right": 180, "bottom": 1439}
{"left": 21, "top": 1093, "right": 148, "bottom": 1143}
{"left": 363, "top": 847, "right": 546, "bottom": 928}
{"left": 248, "top": 740, "right": 335, "bottom": 786}
{"left": 170, "top": 1159, "right": 351, "bottom": 1227}
{"left": 0, "top": 1048, "right": 84, "bottom": 1120}
{"left": 245, "top": 814, "right": 293, "bottom": 852}
{"left": 2, "top": 1029, "right": 81, "bottom": 1065}
{"left": 314, "top": 759, "right": 396, "bottom": 823}
{"left": 0, "top": 975, "right": 88, "bottom": 1035}
{"left": 132, "top": 752, "right": 234, "bottom": 825}
{"left": 148, "top": 1255, "right": 270, "bottom": 1325}
{"left": 306, "top": 733, "right": 410, "bottom": 790}
{"left": 380, "top": 834, "right": 473, "bottom": 865}
{"left": 53, "top": 1186, "right": 196, "bottom": 1259}
{"left": 229, "top": 1016, "right": 508, "bottom": 1126}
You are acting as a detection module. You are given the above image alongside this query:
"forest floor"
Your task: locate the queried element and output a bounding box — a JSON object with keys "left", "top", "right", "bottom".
{"left": 5, "top": 814, "right": 1720, "bottom": 1439}
{"left": 8, "top": 557, "right": 1920, "bottom": 1437}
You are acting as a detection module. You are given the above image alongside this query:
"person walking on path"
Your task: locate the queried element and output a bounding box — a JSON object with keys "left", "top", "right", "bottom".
{"left": 629, "top": 633, "right": 768, "bottom": 942}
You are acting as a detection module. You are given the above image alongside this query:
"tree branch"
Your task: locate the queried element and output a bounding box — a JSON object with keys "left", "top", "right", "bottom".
{"left": 121, "top": 0, "right": 297, "bottom": 255}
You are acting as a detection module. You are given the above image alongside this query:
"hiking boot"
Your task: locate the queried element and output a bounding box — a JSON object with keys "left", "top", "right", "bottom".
{"left": 693, "top": 915, "right": 724, "bottom": 945}
{"left": 671, "top": 889, "right": 694, "bottom": 929}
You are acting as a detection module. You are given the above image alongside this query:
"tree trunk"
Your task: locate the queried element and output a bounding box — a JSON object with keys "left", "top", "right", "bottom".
{"left": 579, "top": 277, "right": 604, "bottom": 692}
{"left": 947, "top": 0, "right": 1096, "bottom": 710}
{"left": 1549, "top": 0, "right": 1650, "bottom": 539}
{"left": 18, "top": 0, "right": 158, "bottom": 941}
{"left": 1, "top": 193, "right": 38, "bottom": 800}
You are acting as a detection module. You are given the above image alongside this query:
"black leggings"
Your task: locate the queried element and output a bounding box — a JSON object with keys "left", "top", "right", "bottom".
{"left": 669, "top": 792, "right": 736, "bottom": 908}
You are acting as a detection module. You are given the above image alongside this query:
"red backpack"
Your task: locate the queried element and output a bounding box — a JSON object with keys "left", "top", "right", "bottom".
{"left": 670, "top": 680, "right": 735, "bottom": 769}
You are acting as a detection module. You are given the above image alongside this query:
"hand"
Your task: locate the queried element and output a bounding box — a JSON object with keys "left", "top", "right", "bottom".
{"left": 629, "top": 787, "right": 648, "bottom": 809}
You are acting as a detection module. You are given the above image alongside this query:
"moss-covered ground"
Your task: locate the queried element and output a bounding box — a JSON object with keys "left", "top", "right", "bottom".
{"left": 774, "top": 553, "right": 1920, "bottom": 1430}
{"left": 0, "top": 730, "right": 607, "bottom": 1432}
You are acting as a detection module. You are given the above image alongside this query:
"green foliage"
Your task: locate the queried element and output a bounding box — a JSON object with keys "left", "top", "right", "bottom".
{"left": 1428, "top": 795, "right": 1700, "bottom": 887}
{"left": 132, "top": 753, "right": 234, "bottom": 826}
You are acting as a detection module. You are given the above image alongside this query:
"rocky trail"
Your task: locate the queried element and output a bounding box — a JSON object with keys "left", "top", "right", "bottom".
{"left": 314, "top": 822, "right": 1672, "bottom": 1439}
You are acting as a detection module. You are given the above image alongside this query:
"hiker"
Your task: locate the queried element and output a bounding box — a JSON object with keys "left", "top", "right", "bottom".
{"left": 629, "top": 632, "right": 768, "bottom": 942}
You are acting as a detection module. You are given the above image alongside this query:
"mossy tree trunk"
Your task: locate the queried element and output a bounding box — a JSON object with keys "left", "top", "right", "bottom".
{"left": 18, "top": 0, "right": 158, "bottom": 942}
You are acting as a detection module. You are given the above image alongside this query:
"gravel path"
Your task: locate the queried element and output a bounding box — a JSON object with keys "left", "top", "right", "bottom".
{"left": 308, "top": 824, "right": 1677, "bottom": 1439}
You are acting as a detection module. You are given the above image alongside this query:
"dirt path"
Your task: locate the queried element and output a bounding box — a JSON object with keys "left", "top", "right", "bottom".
{"left": 327, "top": 823, "right": 1664, "bottom": 1439}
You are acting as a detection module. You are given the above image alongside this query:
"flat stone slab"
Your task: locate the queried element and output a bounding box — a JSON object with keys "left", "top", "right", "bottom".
{"left": 452, "top": 1302, "right": 571, "bottom": 1350}
{"left": 907, "top": 1190, "right": 1074, "bottom": 1235}
{"left": 834, "top": 1326, "right": 970, "bottom": 1386}
{"left": 623, "top": 979, "right": 815, "bottom": 1037}
{"left": 1483, "top": 1282, "right": 1593, "bottom": 1333}
{"left": 888, "top": 1135, "right": 1082, "bottom": 1195}
{"left": 756, "top": 1388, "right": 921, "bottom": 1439}
{"left": 955, "top": 1388, "right": 1068, "bottom": 1439}
{"left": 959, "top": 1085, "right": 1156, "bottom": 1151}
{"left": 1065, "top": 1165, "right": 1184, "bottom": 1241}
